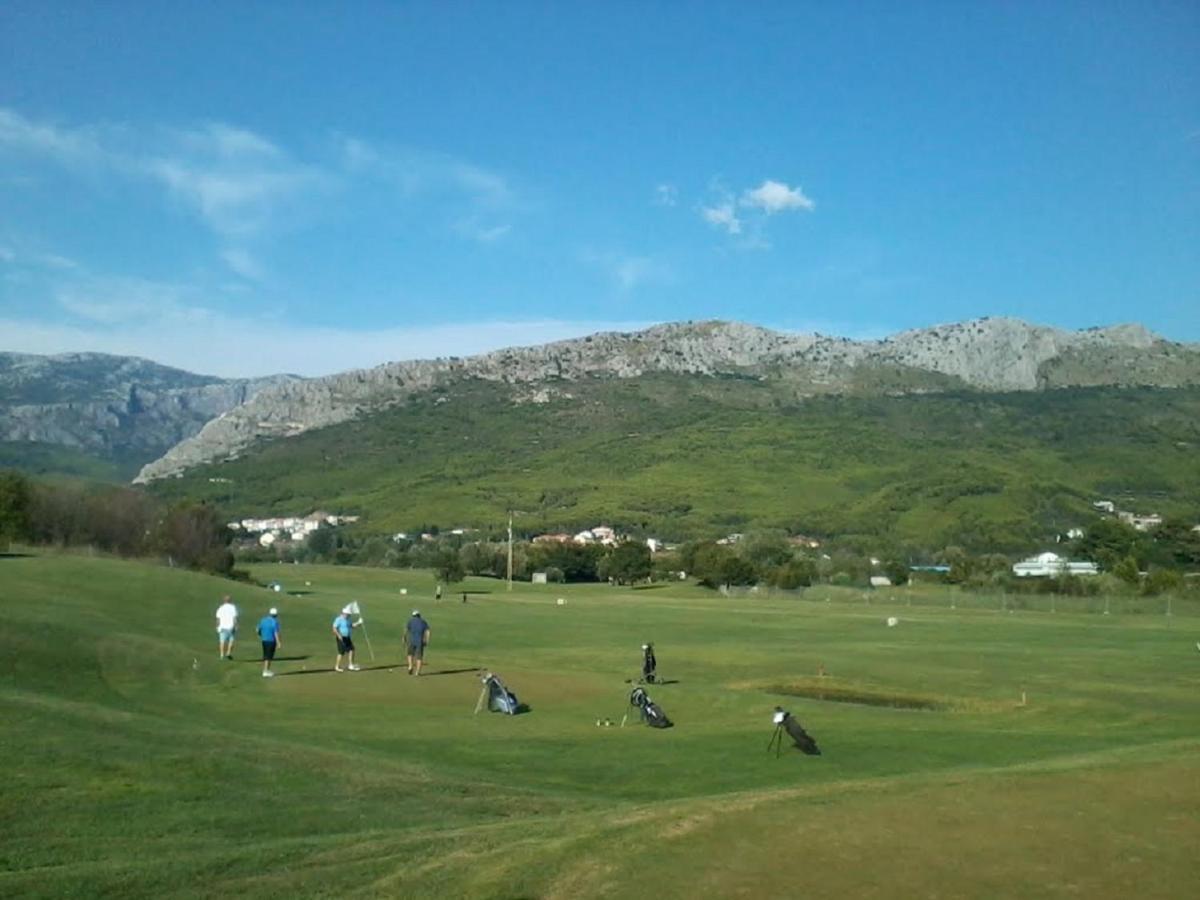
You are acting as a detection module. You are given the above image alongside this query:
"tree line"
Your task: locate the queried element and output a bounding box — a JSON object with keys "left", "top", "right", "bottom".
{"left": 0, "top": 470, "right": 235, "bottom": 575}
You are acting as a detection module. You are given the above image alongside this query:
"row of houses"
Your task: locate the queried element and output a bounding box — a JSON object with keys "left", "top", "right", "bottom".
{"left": 1091, "top": 500, "right": 1163, "bottom": 532}
{"left": 229, "top": 511, "right": 360, "bottom": 546}
{"left": 1011, "top": 552, "right": 1099, "bottom": 578}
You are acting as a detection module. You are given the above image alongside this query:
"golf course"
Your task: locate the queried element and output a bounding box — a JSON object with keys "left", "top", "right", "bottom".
{"left": 2, "top": 553, "right": 1198, "bottom": 898}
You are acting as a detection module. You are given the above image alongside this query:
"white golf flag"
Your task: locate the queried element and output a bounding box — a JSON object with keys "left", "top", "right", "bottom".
{"left": 345, "top": 601, "right": 362, "bottom": 615}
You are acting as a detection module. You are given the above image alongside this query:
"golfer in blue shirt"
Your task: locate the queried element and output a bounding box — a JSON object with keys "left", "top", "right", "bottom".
{"left": 332, "top": 607, "right": 362, "bottom": 672}
{"left": 405, "top": 610, "right": 430, "bottom": 676}
{"left": 256, "top": 608, "right": 282, "bottom": 678}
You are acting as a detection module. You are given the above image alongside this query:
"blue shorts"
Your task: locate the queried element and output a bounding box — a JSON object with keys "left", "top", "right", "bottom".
{"left": 219, "top": 629, "right": 236, "bottom": 642}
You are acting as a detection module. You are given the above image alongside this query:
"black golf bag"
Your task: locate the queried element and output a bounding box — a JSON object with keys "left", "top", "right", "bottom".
{"left": 641, "top": 644, "right": 657, "bottom": 683}
{"left": 629, "top": 687, "right": 673, "bottom": 728}
{"left": 781, "top": 711, "right": 821, "bottom": 755}
{"left": 484, "top": 673, "right": 522, "bottom": 715}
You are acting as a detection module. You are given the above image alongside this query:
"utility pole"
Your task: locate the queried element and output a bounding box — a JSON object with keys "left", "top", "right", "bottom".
{"left": 507, "top": 511, "right": 514, "bottom": 591}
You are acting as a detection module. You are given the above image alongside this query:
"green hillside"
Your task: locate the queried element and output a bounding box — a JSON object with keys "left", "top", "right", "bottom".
{"left": 0, "top": 440, "right": 137, "bottom": 483}
{"left": 1, "top": 554, "right": 1197, "bottom": 897}
{"left": 147, "top": 379, "right": 1200, "bottom": 549}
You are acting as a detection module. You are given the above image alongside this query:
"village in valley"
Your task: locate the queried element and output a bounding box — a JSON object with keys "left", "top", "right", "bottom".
{"left": 225, "top": 495, "right": 1197, "bottom": 588}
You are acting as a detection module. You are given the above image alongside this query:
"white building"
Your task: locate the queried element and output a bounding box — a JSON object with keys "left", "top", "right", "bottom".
{"left": 1012, "top": 552, "right": 1098, "bottom": 577}
{"left": 1118, "top": 512, "right": 1162, "bottom": 532}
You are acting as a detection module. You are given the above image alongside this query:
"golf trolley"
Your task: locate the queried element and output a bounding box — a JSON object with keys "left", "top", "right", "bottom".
{"left": 639, "top": 643, "right": 657, "bottom": 684}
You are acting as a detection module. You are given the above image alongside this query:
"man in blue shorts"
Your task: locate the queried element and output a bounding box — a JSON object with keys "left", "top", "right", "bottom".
{"left": 332, "top": 606, "right": 363, "bottom": 672}
{"left": 405, "top": 609, "right": 431, "bottom": 676}
{"left": 256, "top": 607, "right": 282, "bottom": 678}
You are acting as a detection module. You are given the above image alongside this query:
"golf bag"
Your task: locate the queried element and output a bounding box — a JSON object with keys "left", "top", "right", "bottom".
{"left": 781, "top": 711, "right": 821, "bottom": 755}
{"left": 641, "top": 644, "right": 657, "bottom": 683}
{"left": 484, "top": 673, "right": 522, "bottom": 715}
{"left": 629, "top": 687, "right": 673, "bottom": 729}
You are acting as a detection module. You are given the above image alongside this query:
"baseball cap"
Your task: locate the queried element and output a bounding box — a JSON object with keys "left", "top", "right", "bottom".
{"left": 342, "top": 605, "right": 353, "bottom": 615}
{"left": 269, "top": 607, "right": 278, "bottom": 616}
{"left": 411, "top": 609, "right": 420, "bottom": 616}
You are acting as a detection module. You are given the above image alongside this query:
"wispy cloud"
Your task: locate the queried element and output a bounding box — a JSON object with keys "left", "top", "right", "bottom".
{"left": 0, "top": 108, "right": 327, "bottom": 239}
{"left": 0, "top": 108, "right": 108, "bottom": 167}
{"left": 220, "top": 247, "right": 267, "bottom": 281}
{"left": 654, "top": 183, "right": 678, "bottom": 206}
{"left": 145, "top": 123, "right": 328, "bottom": 237}
{"left": 581, "top": 249, "right": 674, "bottom": 292}
{"left": 334, "top": 134, "right": 516, "bottom": 240}
{"left": 701, "top": 201, "right": 742, "bottom": 235}
{"left": 335, "top": 135, "right": 513, "bottom": 206}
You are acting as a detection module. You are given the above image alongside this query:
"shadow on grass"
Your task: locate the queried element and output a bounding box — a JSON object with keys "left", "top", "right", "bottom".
{"left": 231, "top": 655, "right": 310, "bottom": 664}
{"left": 631, "top": 583, "right": 672, "bottom": 591}
{"left": 273, "top": 663, "right": 480, "bottom": 677}
{"left": 0, "top": 552, "right": 34, "bottom": 559}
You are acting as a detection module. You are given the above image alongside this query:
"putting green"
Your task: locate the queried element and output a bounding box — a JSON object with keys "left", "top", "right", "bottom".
{"left": 1, "top": 554, "right": 1197, "bottom": 898}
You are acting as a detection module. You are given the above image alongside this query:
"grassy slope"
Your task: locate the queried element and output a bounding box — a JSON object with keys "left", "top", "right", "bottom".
{"left": 145, "top": 381, "right": 1200, "bottom": 546}
{"left": 0, "top": 441, "right": 131, "bottom": 483}
{"left": 1, "top": 555, "right": 1197, "bottom": 897}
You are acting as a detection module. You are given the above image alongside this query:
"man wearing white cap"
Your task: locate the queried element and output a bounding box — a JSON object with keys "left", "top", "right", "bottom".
{"left": 332, "top": 606, "right": 363, "bottom": 672}
{"left": 405, "top": 609, "right": 430, "bottom": 676}
{"left": 256, "top": 607, "right": 282, "bottom": 678}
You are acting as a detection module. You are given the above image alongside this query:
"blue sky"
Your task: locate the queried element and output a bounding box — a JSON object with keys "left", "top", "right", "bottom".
{"left": 1, "top": 2, "right": 1197, "bottom": 377}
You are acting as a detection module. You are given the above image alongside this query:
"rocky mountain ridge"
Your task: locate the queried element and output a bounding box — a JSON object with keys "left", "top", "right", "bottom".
{"left": 0, "top": 351, "right": 298, "bottom": 470}
{"left": 132, "top": 317, "right": 1200, "bottom": 483}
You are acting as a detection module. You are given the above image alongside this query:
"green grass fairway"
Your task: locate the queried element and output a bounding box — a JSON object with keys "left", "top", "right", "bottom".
{"left": 2, "top": 555, "right": 1198, "bottom": 898}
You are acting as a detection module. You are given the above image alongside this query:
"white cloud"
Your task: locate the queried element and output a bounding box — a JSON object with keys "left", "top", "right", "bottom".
{"left": 740, "top": 179, "right": 814, "bottom": 213}
{"left": 701, "top": 201, "right": 742, "bottom": 235}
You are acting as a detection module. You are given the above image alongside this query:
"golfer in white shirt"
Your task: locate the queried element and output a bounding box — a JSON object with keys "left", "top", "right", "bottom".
{"left": 215, "top": 596, "right": 239, "bottom": 659}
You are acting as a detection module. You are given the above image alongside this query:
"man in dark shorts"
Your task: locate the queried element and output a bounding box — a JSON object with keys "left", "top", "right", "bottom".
{"left": 405, "top": 610, "right": 430, "bottom": 676}
{"left": 256, "top": 607, "right": 282, "bottom": 678}
{"left": 332, "top": 606, "right": 362, "bottom": 672}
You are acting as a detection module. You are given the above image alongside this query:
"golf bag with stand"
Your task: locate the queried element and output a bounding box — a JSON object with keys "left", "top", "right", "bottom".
{"left": 480, "top": 672, "right": 523, "bottom": 715}
{"left": 629, "top": 686, "right": 673, "bottom": 728}
{"left": 640, "top": 643, "right": 657, "bottom": 684}
{"left": 770, "top": 707, "right": 820, "bottom": 756}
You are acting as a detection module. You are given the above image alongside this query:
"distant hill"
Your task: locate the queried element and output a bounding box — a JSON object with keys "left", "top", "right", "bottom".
{"left": 133, "top": 318, "right": 1200, "bottom": 483}
{"left": 5, "top": 320, "right": 1199, "bottom": 551}
{"left": 143, "top": 376, "right": 1200, "bottom": 551}
{"left": 0, "top": 351, "right": 298, "bottom": 480}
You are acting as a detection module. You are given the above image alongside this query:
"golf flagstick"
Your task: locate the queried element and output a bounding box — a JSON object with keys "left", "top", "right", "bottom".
{"left": 360, "top": 619, "right": 375, "bottom": 661}
{"left": 347, "top": 601, "right": 375, "bottom": 661}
